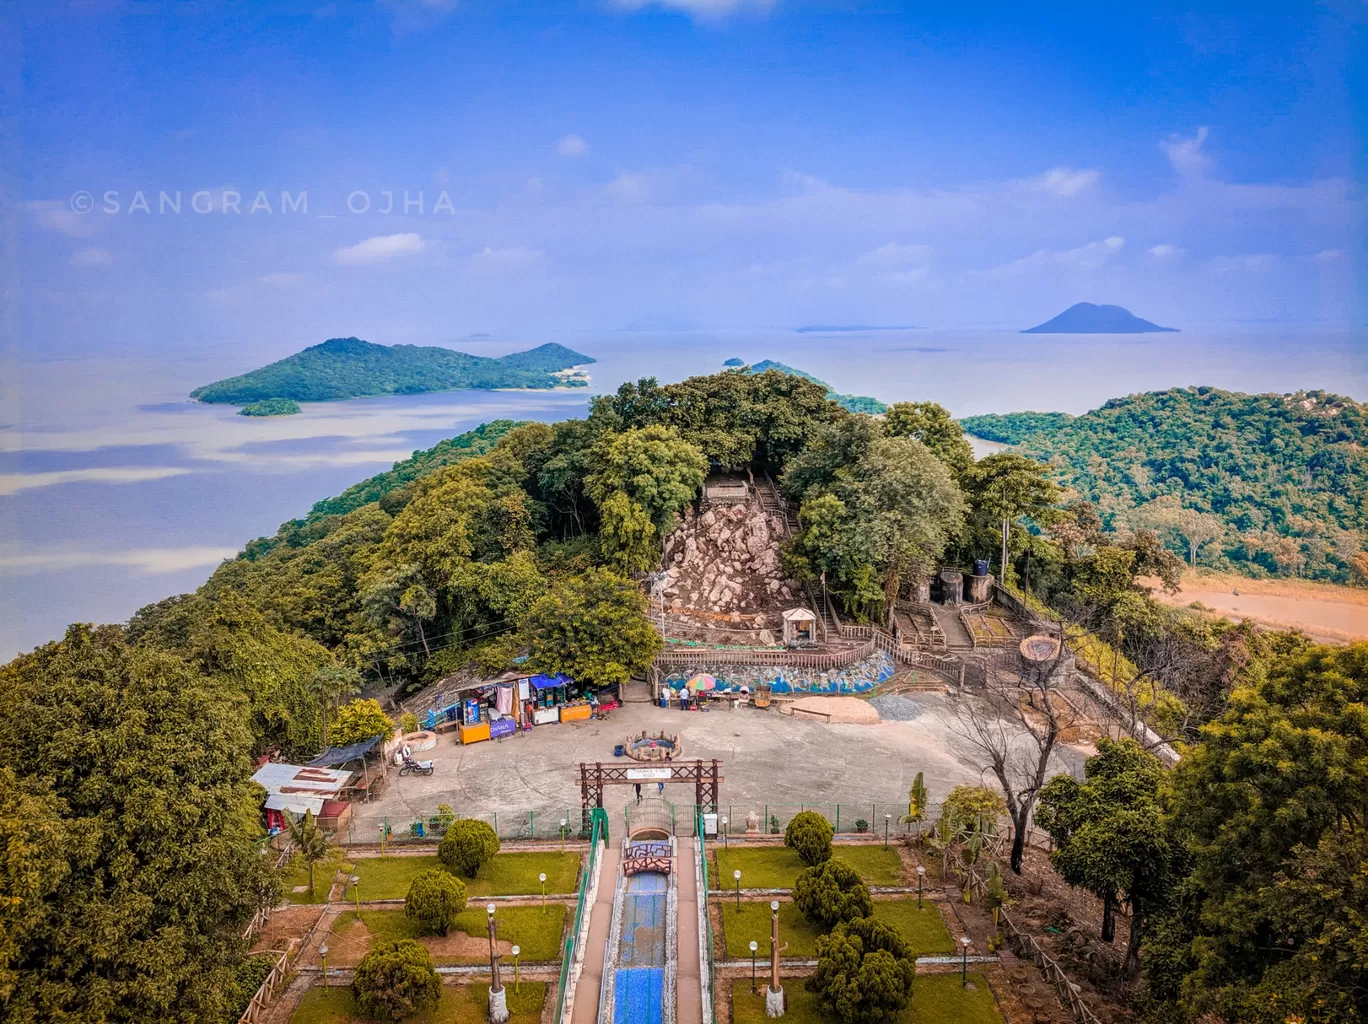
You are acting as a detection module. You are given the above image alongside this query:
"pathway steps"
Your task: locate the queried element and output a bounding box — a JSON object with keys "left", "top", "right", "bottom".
{"left": 675, "top": 837, "right": 704, "bottom": 1024}
{"left": 571, "top": 845, "right": 620, "bottom": 1024}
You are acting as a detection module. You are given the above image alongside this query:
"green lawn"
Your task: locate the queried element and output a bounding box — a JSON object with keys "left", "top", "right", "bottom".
{"left": 720, "top": 899, "right": 955, "bottom": 960}
{"left": 344, "top": 905, "right": 567, "bottom": 964}
{"left": 719, "top": 901, "right": 823, "bottom": 959}
{"left": 282, "top": 847, "right": 350, "bottom": 905}
{"left": 290, "top": 982, "right": 547, "bottom": 1024}
{"left": 713, "top": 845, "right": 905, "bottom": 889}
{"left": 871, "top": 900, "right": 957, "bottom": 955}
{"left": 729, "top": 973, "right": 1001, "bottom": 1024}
{"left": 349, "top": 851, "right": 580, "bottom": 900}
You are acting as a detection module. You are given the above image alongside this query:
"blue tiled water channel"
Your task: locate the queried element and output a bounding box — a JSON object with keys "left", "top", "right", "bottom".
{"left": 610, "top": 844, "right": 669, "bottom": 1024}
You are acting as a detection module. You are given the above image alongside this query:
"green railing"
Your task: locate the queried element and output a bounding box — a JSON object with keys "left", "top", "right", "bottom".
{"left": 553, "top": 806, "right": 608, "bottom": 1024}
{"left": 345, "top": 807, "right": 585, "bottom": 845}
{"left": 696, "top": 808, "right": 717, "bottom": 1024}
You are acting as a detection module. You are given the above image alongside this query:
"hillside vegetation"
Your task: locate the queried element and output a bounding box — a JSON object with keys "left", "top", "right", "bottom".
{"left": 191, "top": 337, "right": 593, "bottom": 404}
{"left": 746, "top": 359, "right": 888, "bottom": 414}
{"left": 965, "top": 387, "right": 1368, "bottom": 583}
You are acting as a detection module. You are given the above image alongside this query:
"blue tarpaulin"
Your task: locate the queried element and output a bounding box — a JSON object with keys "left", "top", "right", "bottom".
{"left": 307, "top": 735, "right": 381, "bottom": 767}
{"left": 530, "top": 673, "right": 573, "bottom": 691}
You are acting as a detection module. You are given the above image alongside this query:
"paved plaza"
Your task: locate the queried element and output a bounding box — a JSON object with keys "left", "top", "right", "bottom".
{"left": 352, "top": 695, "right": 1087, "bottom": 838}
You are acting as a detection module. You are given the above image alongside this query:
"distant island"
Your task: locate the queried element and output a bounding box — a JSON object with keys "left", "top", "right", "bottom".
{"left": 794, "top": 324, "right": 914, "bottom": 334}
{"left": 191, "top": 337, "right": 594, "bottom": 405}
{"left": 239, "top": 398, "right": 301, "bottom": 417}
{"left": 723, "top": 357, "right": 744, "bottom": 367}
{"left": 1022, "top": 302, "right": 1178, "bottom": 334}
{"left": 747, "top": 359, "right": 888, "bottom": 414}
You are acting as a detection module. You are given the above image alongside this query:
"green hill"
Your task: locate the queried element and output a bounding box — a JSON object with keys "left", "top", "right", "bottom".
{"left": 191, "top": 338, "right": 593, "bottom": 405}
{"left": 974, "top": 387, "right": 1368, "bottom": 582}
{"left": 746, "top": 359, "right": 888, "bottom": 414}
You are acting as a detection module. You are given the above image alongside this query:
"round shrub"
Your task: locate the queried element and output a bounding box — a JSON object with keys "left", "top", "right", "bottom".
{"left": 438, "top": 818, "right": 500, "bottom": 877}
{"left": 807, "top": 917, "right": 917, "bottom": 1024}
{"left": 793, "top": 857, "right": 873, "bottom": 928}
{"left": 351, "top": 939, "right": 441, "bottom": 1021}
{"left": 784, "top": 810, "right": 834, "bottom": 866}
{"left": 942, "top": 784, "right": 1007, "bottom": 838}
{"left": 404, "top": 868, "right": 467, "bottom": 936}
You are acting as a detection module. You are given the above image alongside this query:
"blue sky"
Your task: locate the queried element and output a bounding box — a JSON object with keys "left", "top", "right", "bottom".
{"left": 13, "top": 1, "right": 1364, "bottom": 355}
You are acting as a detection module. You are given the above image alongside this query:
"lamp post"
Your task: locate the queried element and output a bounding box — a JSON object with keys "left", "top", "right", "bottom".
{"left": 749, "top": 940, "right": 758, "bottom": 992}
{"left": 511, "top": 945, "right": 521, "bottom": 994}
{"left": 883, "top": 813, "right": 891, "bottom": 850}
{"left": 734, "top": 869, "right": 742, "bottom": 910}
{"left": 916, "top": 865, "right": 926, "bottom": 910}
{"left": 539, "top": 872, "right": 547, "bottom": 913}
{"left": 721, "top": 816, "right": 728, "bottom": 848}
{"left": 960, "top": 935, "right": 971, "bottom": 985}
{"left": 350, "top": 874, "right": 361, "bottom": 917}
{"left": 487, "top": 904, "right": 508, "bottom": 1023}
{"left": 379, "top": 821, "right": 386, "bottom": 856}
{"left": 766, "top": 899, "right": 786, "bottom": 1018}
{"left": 319, "top": 942, "right": 329, "bottom": 988}
{"left": 559, "top": 817, "right": 568, "bottom": 854}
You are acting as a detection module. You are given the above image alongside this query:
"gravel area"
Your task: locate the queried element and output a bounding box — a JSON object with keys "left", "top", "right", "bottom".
{"left": 869, "top": 694, "right": 924, "bottom": 721}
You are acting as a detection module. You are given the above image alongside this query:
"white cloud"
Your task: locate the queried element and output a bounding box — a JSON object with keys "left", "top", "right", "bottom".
{"left": 1148, "top": 243, "right": 1184, "bottom": 259}
{"left": 0, "top": 467, "right": 192, "bottom": 497}
{"left": 605, "top": 172, "right": 651, "bottom": 204}
{"left": 70, "top": 247, "right": 113, "bottom": 268}
{"left": 466, "top": 245, "right": 545, "bottom": 271}
{"left": 1032, "top": 168, "right": 1101, "bottom": 198}
{"left": 332, "top": 232, "right": 428, "bottom": 265}
{"left": 557, "top": 134, "right": 590, "bottom": 158}
{"left": 1161, "top": 126, "right": 1212, "bottom": 177}
{"left": 611, "top": 0, "right": 774, "bottom": 18}
{"left": 381, "top": 0, "right": 459, "bottom": 33}
{"left": 1206, "top": 253, "right": 1276, "bottom": 273}
{"left": 0, "top": 546, "right": 238, "bottom": 575}
{"left": 982, "top": 235, "right": 1125, "bottom": 278}
{"left": 858, "top": 242, "right": 933, "bottom": 268}
{"left": 23, "top": 199, "right": 100, "bottom": 237}
{"left": 1316, "top": 249, "right": 1346, "bottom": 262}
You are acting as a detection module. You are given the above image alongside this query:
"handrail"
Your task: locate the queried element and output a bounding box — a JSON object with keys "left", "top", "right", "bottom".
{"left": 1000, "top": 908, "right": 1104, "bottom": 1024}
{"left": 695, "top": 809, "right": 716, "bottom": 1024}
{"left": 554, "top": 807, "right": 608, "bottom": 1024}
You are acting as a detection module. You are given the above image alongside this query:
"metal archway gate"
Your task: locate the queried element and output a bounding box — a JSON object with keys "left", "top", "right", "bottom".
{"left": 577, "top": 759, "right": 724, "bottom": 834}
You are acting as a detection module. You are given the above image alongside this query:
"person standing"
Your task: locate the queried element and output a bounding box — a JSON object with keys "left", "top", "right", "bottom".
{"left": 657, "top": 780, "right": 665, "bottom": 796}
{"left": 634, "top": 782, "right": 642, "bottom": 804}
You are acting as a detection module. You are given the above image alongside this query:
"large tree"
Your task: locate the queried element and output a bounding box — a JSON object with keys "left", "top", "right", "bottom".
{"left": 1036, "top": 739, "right": 1178, "bottom": 973}
{"left": 584, "top": 425, "right": 707, "bottom": 537}
{"left": 964, "top": 452, "right": 1061, "bottom": 586}
{"left": 883, "top": 401, "right": 974, "bottom": 477}
{"left": 0, "top": 624, "right": 272, "bottom": 1024}
{"left": 521, "top": 568, "right": 663, "bottom": 687}
{"left": 1146, "top": 642, "right": 1368, "bottom": 1019}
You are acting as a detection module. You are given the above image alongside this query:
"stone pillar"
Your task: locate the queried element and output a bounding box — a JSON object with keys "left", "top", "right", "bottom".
{"left": 913, "top": 579, "right": 931, "bottom": 603}
{"left": 968, "top": 574, "right": 993, "bottom": 603}
{"left": 940, "top": 570, "right": 964, "bottom": 606}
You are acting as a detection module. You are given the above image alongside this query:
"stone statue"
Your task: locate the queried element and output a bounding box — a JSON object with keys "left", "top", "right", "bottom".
{"left": 746, "top": 809, "right": 761, "bottom": 834}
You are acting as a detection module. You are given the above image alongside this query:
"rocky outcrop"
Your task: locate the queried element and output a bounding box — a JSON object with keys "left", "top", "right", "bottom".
{"left": 658, "top": 501, "right": 801, "bottom": 626}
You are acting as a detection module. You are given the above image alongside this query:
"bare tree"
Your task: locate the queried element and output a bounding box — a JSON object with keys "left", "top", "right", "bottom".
{"left": 948, "top": 629, "right": 1080, "bottom": 874}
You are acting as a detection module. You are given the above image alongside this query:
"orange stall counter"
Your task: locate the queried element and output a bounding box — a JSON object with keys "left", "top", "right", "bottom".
{"left": 559, "top": 703, "right": 592, "bottom": 723}
{"left": 459, "top": 721, "right": 491, "bottom": 744}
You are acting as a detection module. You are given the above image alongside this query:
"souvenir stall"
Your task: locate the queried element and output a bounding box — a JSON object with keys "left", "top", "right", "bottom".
{"left": 430, "top": 677, "right": 527, "bottom": 745}
{"left": 528, "top": 673, "right": 621, "bottom": 724}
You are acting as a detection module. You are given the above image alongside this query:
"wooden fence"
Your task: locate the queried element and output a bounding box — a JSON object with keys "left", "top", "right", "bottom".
{"left": 236, "top": 951, "right": 292, "bottom": 1024}
{"left": 1000, "top": 908, "right": 1104, "bottom": 1024}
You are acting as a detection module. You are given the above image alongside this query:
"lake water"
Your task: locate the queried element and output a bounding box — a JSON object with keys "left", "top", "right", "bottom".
{"left": 2, "top": 324, "right": 1363, "bottom": 658}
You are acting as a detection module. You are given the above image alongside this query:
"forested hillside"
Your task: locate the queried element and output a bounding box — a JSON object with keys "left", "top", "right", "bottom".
{"left": 191, "top": 338, "right": 593, "bottom": 404}
{"left": 746, "top": 359, "right": 888, "bottom": 414}
{"left": 965, "top": 387, "right": 1368, "bottom": 583}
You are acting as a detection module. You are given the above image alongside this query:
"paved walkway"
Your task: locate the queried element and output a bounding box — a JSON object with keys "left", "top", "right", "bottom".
{"left": 930, "top": 604, "right": 973, "bottom": 650}
{"left": 571, "top": 845, "right": 620, "bottom": 1024}
{"left": 675, "top": 837, "right": 704, "bottom": 1024}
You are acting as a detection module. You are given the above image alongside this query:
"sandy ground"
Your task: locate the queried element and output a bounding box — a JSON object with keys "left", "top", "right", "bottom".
{"left": 1149, "top": 571, "right": 1368, "bottom": 642}
{"left": 784, "top": 696, "right": 881, "bottom": 724}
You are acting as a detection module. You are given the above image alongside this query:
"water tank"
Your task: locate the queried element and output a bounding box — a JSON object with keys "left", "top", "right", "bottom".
{"left": 973, "top": 559, "right": 990, "bottom": 577}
